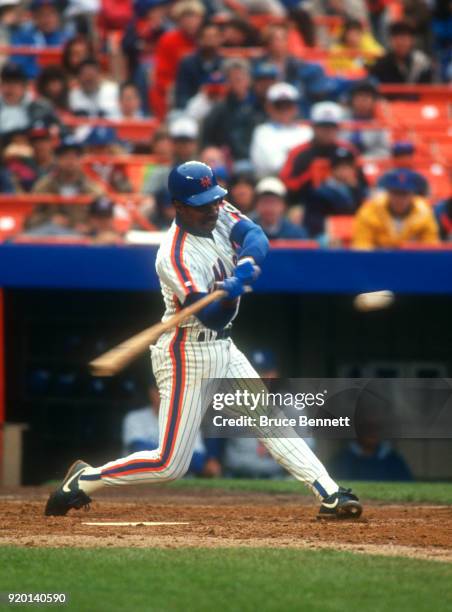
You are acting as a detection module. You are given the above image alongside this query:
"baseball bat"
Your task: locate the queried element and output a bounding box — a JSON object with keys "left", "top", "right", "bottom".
{"left": 89, "top": 289, "right": 227, "bottom": 377}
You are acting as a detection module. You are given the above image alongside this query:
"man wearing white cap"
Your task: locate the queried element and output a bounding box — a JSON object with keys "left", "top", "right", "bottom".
{"left": 250, "top": 82, "right": 312, "bottom": 179}
{"left": 253, "top": 176, "right": 307, "bottom": 240}
{"left": 280, "top": 101, "right": 357, "bottom": 206}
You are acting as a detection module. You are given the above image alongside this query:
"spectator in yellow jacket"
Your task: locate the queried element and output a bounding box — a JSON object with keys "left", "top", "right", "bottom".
{"left": 329, "top": 19, "right": 384, "bottom": 73}
{"left": 352, "top": 168, "right": 439, "bottom": 249}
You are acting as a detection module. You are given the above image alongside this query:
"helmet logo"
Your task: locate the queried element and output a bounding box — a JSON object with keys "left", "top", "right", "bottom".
{"left": 200, "top": 176, "right": 212, "bottom": 188}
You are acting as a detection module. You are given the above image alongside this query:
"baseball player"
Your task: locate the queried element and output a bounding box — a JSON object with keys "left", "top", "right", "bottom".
{"left": 45, "top": 161, "right": 362, "bottom": 520}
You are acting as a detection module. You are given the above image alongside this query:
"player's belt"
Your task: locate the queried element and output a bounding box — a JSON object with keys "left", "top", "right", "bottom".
{"left": 197, "top": 329, "right": 231, "bottom": 342}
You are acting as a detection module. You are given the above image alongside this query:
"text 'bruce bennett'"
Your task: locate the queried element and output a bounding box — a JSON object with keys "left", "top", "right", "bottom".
{"left": 212, "top": 415, "right": 352, "bottom": 428}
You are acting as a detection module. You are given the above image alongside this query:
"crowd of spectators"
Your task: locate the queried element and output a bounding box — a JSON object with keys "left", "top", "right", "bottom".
{"left": 0, "top": 0, "right": 451, "bottom": 247}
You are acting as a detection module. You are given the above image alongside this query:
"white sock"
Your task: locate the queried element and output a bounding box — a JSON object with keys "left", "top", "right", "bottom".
{"left": 311, "top": 474, "right": 339, "bottom": 500}
{"left": 78, "top": 466, "right": 104, "bottom": 495}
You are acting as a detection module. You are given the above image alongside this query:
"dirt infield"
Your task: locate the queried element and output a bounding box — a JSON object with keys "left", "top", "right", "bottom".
{"left": 1, "top": 486, "right": 452, "bottom": 562}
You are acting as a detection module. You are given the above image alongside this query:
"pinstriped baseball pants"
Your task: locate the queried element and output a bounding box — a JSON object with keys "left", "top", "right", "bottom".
{"left": 97, "top": 327, "right": 337, "bottom": 497}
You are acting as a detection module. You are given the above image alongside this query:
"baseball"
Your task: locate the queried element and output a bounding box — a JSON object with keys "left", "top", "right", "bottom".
{"left": 353, "top": 290, "right": 395, "bottom": 312}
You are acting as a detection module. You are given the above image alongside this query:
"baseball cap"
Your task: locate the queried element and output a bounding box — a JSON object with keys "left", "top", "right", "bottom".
{"left": 311, "top": 101, "right": 343, "bottom": 126}
{"left": 0, "top": 0, "right": 21, "bottom": 7}
{"left": 253, "top": 62, "right": 279, "bottom": 81}
{"left": 202, "top": 71, "right": 226, "bottom": 96}
{"left": 55, "top": 136, "right": 83, "bottom": 154}
{"left": 28, "top": 120, "right": 51, "bottom": 140}
{"left": 134, "top": 0, "right": 169, "bottom": 17}
{"left": 255, "top": 176, "right": 287, "bottom": 198}
{"left": 1, "top": 63, "right": 27, "bottom": 82}
{"left": 383, "top": 168, "right": 416, "bottom": 192}
{"left": 250, "top": 349, "right": 277, "bottom": 373}
{"left": 331, "top": 147, "right": 356, "bottom": 167}
{"left": 350, "top": 79, "right": 379, "bottom": 98}
{"left": 30, "top": 0, "right": 57, "bottom": 9}
{"left": 392, "top": 141, "right": 415, "bottom": 157}
{"left": 168, "top": 116, "right": 199, "bottom": 140}
{"left": 389, "top": 21, "right": 414, "bottom": 37}
{"left": 267, "top": 82, "right": 299, "bottom": 103}
{"left": 203, "top": 71, "right": 226, "bottom": 86}
{"left": 89, "top": 196, "right": 115, "bottom": 218}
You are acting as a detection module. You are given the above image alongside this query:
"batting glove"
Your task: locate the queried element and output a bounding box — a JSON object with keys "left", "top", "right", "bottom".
{"left": 216, "top": 276, "right": 246, "bottom": 299}
{"left": 234, "top": 258, "right": 260, "bottom": 286}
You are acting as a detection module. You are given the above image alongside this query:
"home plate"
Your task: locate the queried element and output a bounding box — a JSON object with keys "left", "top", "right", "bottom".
{"left": 82, "top": 521, "right": 189, "bottom": 527}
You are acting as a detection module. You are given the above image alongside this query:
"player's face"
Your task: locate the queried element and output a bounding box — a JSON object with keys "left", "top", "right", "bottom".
{"left": 176, "top": 199, "right": 221, "bottom": 234}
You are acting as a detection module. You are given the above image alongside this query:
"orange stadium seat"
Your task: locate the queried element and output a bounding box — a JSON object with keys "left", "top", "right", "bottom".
{"left": 435, "top": 142, "right": 452, "bottom": 162}
{"left": 63, "top": 118, "right": 159, "bottom": 144}
{"left": 386, "top": 101, "right": 451, "bottom": 126}
{"left": 419, "top": 163, "right": 451, "bottom": 200}
{"left": 0, "top": 200, "right": 35, "bottom": 242}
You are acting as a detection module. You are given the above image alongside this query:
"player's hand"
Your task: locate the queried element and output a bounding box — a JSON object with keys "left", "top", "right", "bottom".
{"left": 216, "top": 276, "right": 246, "bottom": 299}
{"left": 234, "top": 258, "right": 260, "bottom": 286}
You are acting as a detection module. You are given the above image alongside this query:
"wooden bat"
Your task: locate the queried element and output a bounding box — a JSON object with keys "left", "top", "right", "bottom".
{"left": 89, "top": 289, "right": 227, "bottom": 377}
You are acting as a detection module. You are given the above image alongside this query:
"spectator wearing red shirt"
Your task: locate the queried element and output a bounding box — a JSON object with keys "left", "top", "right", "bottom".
{"left": 150, "top": 0, "right": 205, "bottom": 118}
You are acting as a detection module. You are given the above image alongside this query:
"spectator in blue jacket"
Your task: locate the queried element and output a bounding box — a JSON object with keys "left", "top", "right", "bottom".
{"left": 303, "top": 147, "right": 367, "bottom": 238}
{"left": 175, "top": 21, "right": 223, "bottom": 110}
{"left": 253, "top": 176, "right": 308, "bottom": 240}
{"left": 10, "top": 0, "right": 71, "bottom": 79}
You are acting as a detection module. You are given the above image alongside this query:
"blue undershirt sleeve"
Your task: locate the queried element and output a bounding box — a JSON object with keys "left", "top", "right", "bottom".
{"left": 184, "top": 292, "right": 238, "bottom": 331}
{"left": 230, "top": 219, "right": 269, "bottom": 266}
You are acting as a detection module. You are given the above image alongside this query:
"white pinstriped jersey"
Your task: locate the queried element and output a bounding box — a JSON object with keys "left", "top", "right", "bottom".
{"left": 155, "top": 202, "right": 245, "bottom": 330}
{"left": 94, "top": 201, "right": 339, "bottom": 501}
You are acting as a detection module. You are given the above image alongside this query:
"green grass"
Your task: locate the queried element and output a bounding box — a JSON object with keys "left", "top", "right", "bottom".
{"left": 168, "top": 478, "right": 452, "bottom": 504}
{"left": 1, "top": 547, "right": 451, "bottom": 612}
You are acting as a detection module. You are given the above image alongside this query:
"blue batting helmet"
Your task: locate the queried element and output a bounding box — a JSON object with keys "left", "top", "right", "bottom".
{"left": 168, "top": 161, "right": 227, "bottom": 207}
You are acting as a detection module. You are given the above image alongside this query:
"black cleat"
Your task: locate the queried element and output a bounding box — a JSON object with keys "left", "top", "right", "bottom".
{"left": 45, "top": 460, "right": 92, "bottom": 516}
{"left": 317, "top": 487, "right": 363, "bottom": 520}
